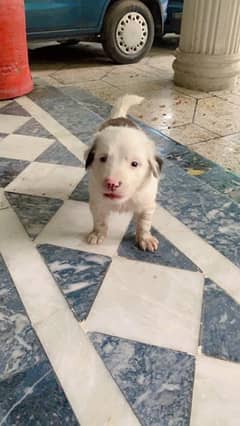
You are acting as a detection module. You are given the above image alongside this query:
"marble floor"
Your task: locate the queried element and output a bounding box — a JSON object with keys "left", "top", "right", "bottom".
{"left": 0, "top": 40, "right": 240, "bottom": 425}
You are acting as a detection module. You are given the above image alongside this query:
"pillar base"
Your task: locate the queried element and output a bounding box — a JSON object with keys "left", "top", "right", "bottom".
{"left": 173, "top": 48, "right": 240, "bottom": 92}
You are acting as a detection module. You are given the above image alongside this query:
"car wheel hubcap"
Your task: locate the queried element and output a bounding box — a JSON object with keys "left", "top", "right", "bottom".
{"left": 116, "top": 12, "right": 148, "bottom": 55}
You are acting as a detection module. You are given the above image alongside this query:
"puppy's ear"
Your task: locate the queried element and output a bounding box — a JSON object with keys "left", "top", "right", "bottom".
{"left": 149, "top": 156, "right": 163, "bottom": 178}
{"left": 84, "top": 143, "right": 96, "bottom": 169}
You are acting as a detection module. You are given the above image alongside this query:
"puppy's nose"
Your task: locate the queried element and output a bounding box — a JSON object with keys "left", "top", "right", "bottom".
{"left": 104, "top": 177, "right": 122, "bottom": 191}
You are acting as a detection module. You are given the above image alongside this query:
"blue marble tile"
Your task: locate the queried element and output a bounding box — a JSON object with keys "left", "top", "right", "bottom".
{"left": 90, "top": 333, "right": 195, "bottom": 426}
{"left": 158, "top": 161, "right": 240, "bottom": 268}
{"left": 0, "top": 158, "right": 29, "bottom": 188}
{"left": 62, "top": 86, "right": 111, "bottom": 119}
{"left": 0, "top": 255, "right": 45, "bottom": 381}
{"left": 38, "top": 244, "right": 111, "bottom": 321}
{"left": 6, "top": 192, "right": 63, "bottom": 239}
{"left": 36, "top": 141, "right": 82, "bottom": 167}
{"left": 199, "top": 166, "right": 240, "bottom": 203}
{"left": 70, "top": 174, "right": 89, "bottom": 202}
{"left": 0, "top": 101, "right": 30, "bottom": 117}
{"left": 29, "top": 86, "right": 103, "bottom": 145}
{"left": 163, "top": 143, "right": 213, "bottom": 174}
{"left": 14, "top": 118, "right": 54, "bottom": 139}
{"left": 118, "top": 220, "right": 199, "bottom": 271}
{"left": 200, "top": 279, "right": 240, "bottom": 363}
{"left": 0, "top": 361, "right": 79, "bottom": 425}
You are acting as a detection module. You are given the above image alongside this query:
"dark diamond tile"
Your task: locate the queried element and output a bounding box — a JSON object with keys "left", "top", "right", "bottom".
{"left": 90, "top": 333, "right": 195, "bottom": 426}
{"left": 118, "top": 220, "right": 198, "bottom": 271}
{"left": 0, "top": 158, "right": 29, "bottom": 188}
{"left": 38, "top": 244, "right": 111, "bottom": 321}
{"left": 199, "top": 166, "right": 240, "bottom": 203}
{"left": 201, "top": 279, "right": 240, "bottom": 363}
{"left": 158, "top": 161, "right": 240, "bottom": 268}
{"left": 15, "top": 118, "right": 54, "bottom": 139}
{"left": 36, "top": 141, "right": 82, "bottom": 167}
{"left": 70, "top": 174, "right": 88, "bottom": 202}
{"left": 62, "top": 87, "right": 111, "bottom": 119}
{"left": 0, "top": 361, "right": 79, "bottom": 425}
{"left": 0, "top": 101, "right": 30, "bottom": 117}
{"left": 6, "top": 192, "right": 63, "bottom": 239}
{"left": 29, "top": 86, "right": 103, "bottom": 145}
{"left": 0, "top": 255, "right": 45, "bottom": 381}
{"left": 164, "top": 145, "right": 213, "bottom": 174}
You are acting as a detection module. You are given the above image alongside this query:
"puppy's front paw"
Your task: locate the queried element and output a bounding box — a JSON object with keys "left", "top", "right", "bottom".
{"left": 87, "top": 231, "right": 105, "bottom": 245}
{"left": 137, "top": 234, "right": 159, "bottom": 252}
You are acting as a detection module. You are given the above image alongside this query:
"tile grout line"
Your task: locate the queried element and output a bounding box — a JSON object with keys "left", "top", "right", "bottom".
{"left": 0, "top": 195, "right": 140, "bottom": 426}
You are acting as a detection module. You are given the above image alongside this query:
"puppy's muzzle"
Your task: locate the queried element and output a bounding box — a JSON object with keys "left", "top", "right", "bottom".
{"left": 104, "top": 177, "right": 122, "bottom": 192}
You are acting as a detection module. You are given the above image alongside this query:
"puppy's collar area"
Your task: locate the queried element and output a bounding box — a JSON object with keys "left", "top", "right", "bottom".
{"left": 98, "top": 117, "right": 138, "bottom": 132}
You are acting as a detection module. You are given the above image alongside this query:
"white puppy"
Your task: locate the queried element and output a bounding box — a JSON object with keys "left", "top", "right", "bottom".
{"left": 85, "top": 95, "right": 162, "bottom": 252}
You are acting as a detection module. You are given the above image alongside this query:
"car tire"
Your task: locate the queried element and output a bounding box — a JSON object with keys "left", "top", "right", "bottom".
{"left": 102, "top": 0, "right": 154, "bottom": 64}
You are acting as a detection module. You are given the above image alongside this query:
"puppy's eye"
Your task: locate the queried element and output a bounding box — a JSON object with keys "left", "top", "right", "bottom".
{"left": 131, "top": 161, "right": 138, "bottom": 167}
{"left": 100, "top": 155, "right": 108, "bottom": 163}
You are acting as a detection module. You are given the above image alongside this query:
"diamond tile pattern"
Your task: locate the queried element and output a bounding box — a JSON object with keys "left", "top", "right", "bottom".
{"left": 1, "top": 88, "right": 239, "bottom": 426}
{"left": 90, "top": 333, "right": 195, "bottom": 426}
{"left": 6, "top": 192, "right": 63, "bottom": 239}
{"left": 38, "top": 244, "right": 111, "bottom": 321}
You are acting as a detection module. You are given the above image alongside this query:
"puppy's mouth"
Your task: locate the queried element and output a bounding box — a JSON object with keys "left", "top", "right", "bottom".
{"left": 103, "top": 192, "right": 124, "bottom": 200}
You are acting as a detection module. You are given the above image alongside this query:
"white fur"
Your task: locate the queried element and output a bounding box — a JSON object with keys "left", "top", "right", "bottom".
{"left": 110, "top": 94, "right": 144, "bottom": 119}
{"left": 86, "top": 95, "right": 161, "bottom": 252}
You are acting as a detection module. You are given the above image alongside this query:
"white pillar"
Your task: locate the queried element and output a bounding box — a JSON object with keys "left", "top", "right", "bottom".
{"left": 173, "top": 0, "right": 240, "bottom": 91}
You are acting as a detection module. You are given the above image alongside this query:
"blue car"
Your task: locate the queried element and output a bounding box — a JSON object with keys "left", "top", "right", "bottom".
{"left": 25, "top": 0, "right": 183, "bottom": 64}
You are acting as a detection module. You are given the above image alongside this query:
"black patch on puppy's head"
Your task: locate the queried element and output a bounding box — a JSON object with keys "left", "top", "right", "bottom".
{"left": 149, "top": 155, "right": 163, "bottom": 178}
{"left": 85, "top": 144, "right": 96, "bottom": 169}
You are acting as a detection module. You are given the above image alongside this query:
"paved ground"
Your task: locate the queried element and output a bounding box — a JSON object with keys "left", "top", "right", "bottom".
{"left": 30, "top": 38, "right": 240, "bottom": 175}
{"left": 0, "top": 40, "right": 240, "bottom": 425}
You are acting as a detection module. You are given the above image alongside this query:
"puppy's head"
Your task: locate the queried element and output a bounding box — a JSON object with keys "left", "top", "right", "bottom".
{"left": 85, "top": 126, "right": 162, "bottom": 203}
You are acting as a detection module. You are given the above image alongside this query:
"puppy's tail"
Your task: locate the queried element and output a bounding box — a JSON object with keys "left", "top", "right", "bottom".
{"left": 111, "top": 94, "right": 144, "bottom": 119}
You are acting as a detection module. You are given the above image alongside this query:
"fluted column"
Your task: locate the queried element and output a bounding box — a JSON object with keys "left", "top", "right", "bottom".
{"left": 173, "top": 0, "right": 240, "bottom": 91}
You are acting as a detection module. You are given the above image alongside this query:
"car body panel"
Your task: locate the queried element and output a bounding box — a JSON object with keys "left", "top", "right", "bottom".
{"left": 25, "top": 0, "right": 183, "bottom": 40}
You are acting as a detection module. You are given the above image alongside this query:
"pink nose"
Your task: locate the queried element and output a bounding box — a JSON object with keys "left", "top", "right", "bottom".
{"left": 104, "top": 177, "right": 122, "bottom": 192}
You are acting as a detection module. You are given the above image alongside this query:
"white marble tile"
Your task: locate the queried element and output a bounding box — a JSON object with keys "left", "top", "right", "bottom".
{"left": 191, "top": 133, "right": 240, "bottom": 175}
{"left": 36, "top": 308, "right": 140, "bottom": 426}
{"left": 17, "top": 97, "right": 87, "bottom": 162}
{"left": 130, "top": 87, "right": 196, "bottom": 130}
{"left": 0, "top": 114, "right": 29, "bottom": 133}
{"left": 162, "top": 123, "right": 219, "bottom": 146}
{"left": 0, "top": 188, "right": 8, "bottom": 210}
{"left": 36, "top": 200, "right": 132, "bottom": 257}
{"left": 153, "top": 206, "right": 240, "bottom": 304}
{"left": 86, "top": 257, "right": 204, "bottom": 355}
{"left": 0, "top": 134, "right": 54, "bottom": 161}
{"left": 52, "top": 64, "right": 111, "bottom": 84}
{"left": 194, "top": 97, "right": 240, "bottom": 136}
{"left": 191, "top": 355, "right": 240, "bottom": 426}
{"left": 211, "top": 89, "right": 240, "bottom": 106}
{"left": 6, "top": 162, "right": 84, "bottom": 200}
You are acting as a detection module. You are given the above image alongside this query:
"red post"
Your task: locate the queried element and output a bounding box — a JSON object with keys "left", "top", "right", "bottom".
{"left": 0, "top": 0, "right": 33, "bottom": 100}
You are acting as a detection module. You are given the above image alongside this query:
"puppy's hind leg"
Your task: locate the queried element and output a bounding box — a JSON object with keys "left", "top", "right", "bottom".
{"left": 135, "top": 208, "right": 159, "bottom": 252}
{"left": 87, "top": 203, "right": 109, "bottom": 245}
